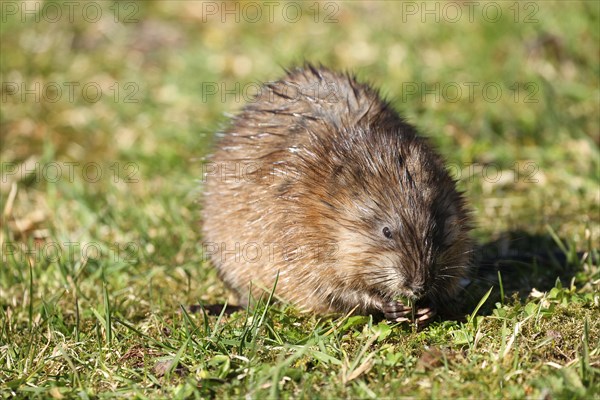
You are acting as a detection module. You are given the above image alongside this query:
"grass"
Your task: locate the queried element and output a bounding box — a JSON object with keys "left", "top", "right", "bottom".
{"left": 1, "top": 1, "right": 599, "bottom": 398}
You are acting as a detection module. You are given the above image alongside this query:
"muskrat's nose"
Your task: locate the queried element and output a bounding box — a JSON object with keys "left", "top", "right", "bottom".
{"left": 411, "top": 285, "right": 426, "bottom": 299}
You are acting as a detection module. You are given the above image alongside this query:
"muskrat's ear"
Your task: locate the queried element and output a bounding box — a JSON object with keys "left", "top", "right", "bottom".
{"left": 330, "top": 164, "right": 348, "bottom": 187}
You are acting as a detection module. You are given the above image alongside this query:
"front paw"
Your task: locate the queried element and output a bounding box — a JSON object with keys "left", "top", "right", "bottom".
{"left": 414, "top": 306, "right": 436, "bottom": 327}
{"left": 382, "top": 301, "right": 437, "bottom": 327}
{"left": 382, "top": 300, "right": 412, "bottom": 322}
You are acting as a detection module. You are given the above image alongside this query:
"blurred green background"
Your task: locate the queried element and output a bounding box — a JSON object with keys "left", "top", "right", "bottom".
{"left": 2, "top": 1, "right": 597, "bottom": 245}
{"left": 0, "top": 1, "right": 598, "bottom": 398}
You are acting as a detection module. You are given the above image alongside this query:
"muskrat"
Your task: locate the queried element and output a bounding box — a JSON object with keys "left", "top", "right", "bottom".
{"left": 201, "top": 65, "right": 473, "bottom": 324}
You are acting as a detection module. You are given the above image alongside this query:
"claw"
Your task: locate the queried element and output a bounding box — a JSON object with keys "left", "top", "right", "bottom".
{"left": 416, "top": 307, "right": 437, "bottom": 327}
{"left": 382, "top": 300, "right": 412, "bottom": 322}
{"left": 416, "top": 307, "right": 432, "bottom": 316}
{"left": 381, "top": 300, "right": 438, "bottom": 327}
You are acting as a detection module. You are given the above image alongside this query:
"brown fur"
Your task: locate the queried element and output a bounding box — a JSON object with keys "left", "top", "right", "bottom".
{"left": 201, "top": 65, "right": 473, "bottom": 317}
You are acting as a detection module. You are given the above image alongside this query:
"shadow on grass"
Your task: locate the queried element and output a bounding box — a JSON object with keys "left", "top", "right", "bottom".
{"left": 455, "top": 230, "right": 593, "bottom": 318}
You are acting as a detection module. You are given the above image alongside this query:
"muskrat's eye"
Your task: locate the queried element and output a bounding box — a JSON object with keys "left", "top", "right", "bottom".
{"left": 382, "top": 227, "right": 393, "bottom": 239}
